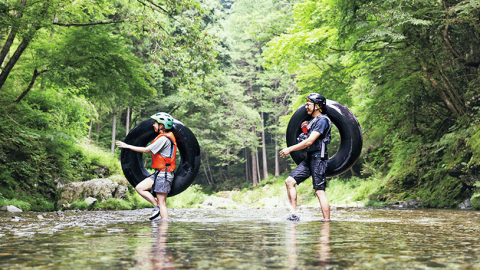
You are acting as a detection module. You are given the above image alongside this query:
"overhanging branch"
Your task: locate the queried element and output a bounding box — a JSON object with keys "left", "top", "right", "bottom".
{"left": 53, "top": 20, "right": 125, "bottom": 27}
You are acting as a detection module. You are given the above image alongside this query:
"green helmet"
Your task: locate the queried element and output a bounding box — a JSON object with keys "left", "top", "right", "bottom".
{"left": 151, "top": 112, "right": 174, "bottom": 129}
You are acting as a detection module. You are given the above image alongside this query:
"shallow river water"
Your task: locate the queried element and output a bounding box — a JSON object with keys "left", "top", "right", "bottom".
{"left": 1, "top": 207, "right": 480, "bottom": 269}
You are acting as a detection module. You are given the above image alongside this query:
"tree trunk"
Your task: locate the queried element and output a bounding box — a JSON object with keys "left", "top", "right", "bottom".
{"left": 244, "top": 147, "right": 250, "bottom": 183}
{"left": 218, "top": 166, "right": 225, "bottom": 182}
{"left": 260, "top": 87, "right": 268, "bottom": 180}
{"left": 201, "top": 158, "right": 212, "bottom": 186}
{"left": 0, "top": 26, "right": 40, "bottom": 90}
{"left": 0, "top": 0, "right": 26, "bottom": 67}
{"left": 96, "top": 103, "right": 101, "bottom": 141}
{"left": 13, "top": 68, "right": 47, "bottom": 103}
{"left": 422, "top": 65, "right": 460, "bottom": 117}
{"left": 206, "top": 154, "right": 215, "bottom": 184}
{"left": 126, "top": 106, "right": 131, "bottom": 135}
{"left": 251, "top": 148, "right": 258, "bottom": 187}
{"left": 88, "top": 120, "right": 93, "bottom": 145}
{"left": 274, "top": 85, "right": 280, "bottom": 177}
{"left": 227, "top": 162, "right": 231, "bottom": 180}
{"left": 274, "top": 135, "right": 280, "bottom": 177}
{"left": 256, "top": 149, "right": 261, "bottom": 183}
{"left": 111, "top": 107, "right": 117, "bottom": 155}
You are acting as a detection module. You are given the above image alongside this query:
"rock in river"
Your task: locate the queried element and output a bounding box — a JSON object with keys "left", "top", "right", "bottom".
{"left": 56, "top": 178, "right": 128, "bottom": 207}
{"left": 1, "top": 205, "right": 23, "bottom": 213}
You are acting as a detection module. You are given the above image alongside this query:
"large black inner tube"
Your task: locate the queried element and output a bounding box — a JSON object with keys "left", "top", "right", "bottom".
{"left": 120, "top": 119, "right": 201, "bottom": 197}
{"left": 286, "top": 99, "right": 363, "bottom": 177}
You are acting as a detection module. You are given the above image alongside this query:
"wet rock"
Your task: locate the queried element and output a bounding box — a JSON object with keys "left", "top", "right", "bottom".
{"left": 91, "top": 164, "right": 110, "bottom": 178}
{"left": 394, "top": 199, "right": 422, "bottom": 208}
{"left": 449, "top": 164, "right": 480, "bottom": 187}
{"left": 459, "top": 199, "right": 472, "bottom": 210}
{"left": 459, "top": 175, "right": 479, "bottom": 187}
{"left": 56, "top": 178, "right": 128, "bottom": 207}
{"left": 85, "top": 197, "right": 97, "bottom": 207}
{"left": 1, "top": 205, "right": 23, "bottom": 213}
{"left": 54, "top": 177, "right": 68, "bottom": 190}
{"left": 11, "top": 216, "right": 21, "bottom": 221}
{"left": 113, "top": 184, "right": 128, "bottom": 199}
{"left": 37, "top": 215, "right": 44, "bottom": 220}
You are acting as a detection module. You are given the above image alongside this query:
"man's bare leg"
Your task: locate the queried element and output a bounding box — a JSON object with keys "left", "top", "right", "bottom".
{"left": 156, "top": 193, "right": 169, "bottom": 220}
{"left": 315, "top": 190, "right": 330, "bottom": 221}
{"left": 135, "top": 178, "right": 157, "bottom": 206}
{"left": 285, "top": 177, "right": 298, "bottom": 213}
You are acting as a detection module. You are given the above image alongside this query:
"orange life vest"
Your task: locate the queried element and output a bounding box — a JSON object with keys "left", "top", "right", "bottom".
{"left": 151, "top": 132, "right": 177, "bottom": 172}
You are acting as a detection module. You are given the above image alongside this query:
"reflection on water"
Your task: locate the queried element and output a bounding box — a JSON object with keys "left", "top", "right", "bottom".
{"left": 1, "top": 207, "right": 480, "bottom": 269}
{"left": 318, "top": 221, "right": 331, "bottom": 267}
{"left": 134, "top": 221, "right": 174, "bottom": 270}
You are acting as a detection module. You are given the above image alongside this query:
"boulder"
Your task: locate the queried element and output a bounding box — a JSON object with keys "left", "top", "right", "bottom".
{"left": 84, "top": 197, "right": 97, "bottom": 207}
{"left": 56, "top": 178, "right": 128, "bottom": 207}
{"left": 459, "top": 199, "right": 471, "bottom": 210}
{"left": 1, "top": 205, "right": 23, "bottom": 213}
{"left": 91, "top": 164, "right": 110, "bottom": 178}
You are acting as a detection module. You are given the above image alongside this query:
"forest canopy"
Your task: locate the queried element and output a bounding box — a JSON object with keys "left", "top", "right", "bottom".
{"left": 1, "top": 0, "right": 480, "bottom": 209}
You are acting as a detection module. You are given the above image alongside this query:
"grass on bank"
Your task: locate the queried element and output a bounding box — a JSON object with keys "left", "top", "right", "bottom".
{"left": 227, "top": 172, "right": 388, "bottom": 208}
{"left": 77, "top": 140, "right": 122, "bottom": 174}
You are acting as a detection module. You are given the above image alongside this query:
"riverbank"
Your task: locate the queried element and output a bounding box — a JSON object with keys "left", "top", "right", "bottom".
{"left": 0, "top": 172, "right": 436, "bottom": 213}
{"left": 1, "top": 168, "right": 475, "bottom": 212}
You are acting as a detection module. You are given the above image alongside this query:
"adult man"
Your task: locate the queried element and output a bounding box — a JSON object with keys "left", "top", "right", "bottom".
{"left": 116, "top": 112, "right": 177, "bottom": 221}
{"left": 280, "top": 93, "right": 332, "bottom": 221}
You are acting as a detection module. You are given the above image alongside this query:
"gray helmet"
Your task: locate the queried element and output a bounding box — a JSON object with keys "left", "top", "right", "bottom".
{"left": 151, "top": 112, "right": 174, "bottom": 129}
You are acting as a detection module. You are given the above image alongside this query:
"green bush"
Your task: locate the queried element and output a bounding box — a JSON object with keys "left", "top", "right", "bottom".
{"left": 69, "top": 201, "right": 91, "bottom": 210}
{"left": 126, "top": 189, "right": 152, "bottom": 209}
{"left": 323, "top": 176, "right": 388, "bottom": 205}
{"left": 77, "top": 140, "right": 122, "bottom": 175}
{"left": 167, "top": 185, "right": 207, "bottom": 208}
{"left": 0, "top": 198, "right": 32, "bottom": 211}
{"left": 95, "top": 198, "right": 134, "bottom": 210}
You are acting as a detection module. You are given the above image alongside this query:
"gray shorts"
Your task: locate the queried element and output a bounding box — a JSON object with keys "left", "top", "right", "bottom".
{"left": 149, "top": 173, "right": 173, "bottom": 194}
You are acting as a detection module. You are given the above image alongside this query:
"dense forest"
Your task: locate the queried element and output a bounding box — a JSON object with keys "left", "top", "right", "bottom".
{"left": 1, "top": 0, "right": 480, "bottom": 209}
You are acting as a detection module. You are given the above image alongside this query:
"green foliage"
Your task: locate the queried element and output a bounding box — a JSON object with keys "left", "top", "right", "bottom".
{"left": 77, "top": 141, "right": 122, "bottom": 175}
{"left": 0, "top": 191, "right": 55, "bottom": 212}
{"left": 167, "top": 185, "right": 207, "bottom": 208}
{"left": 0, "top": 199, "right": 32, "bottom": 212}
{"left": 126, "top": 188, "right": 152, "bottom": 209}
{"left": 94, "top": 198, "right": 134, "bottom": 211}
{"left": 326, "top": 176, "right": 388, "bottom": 205}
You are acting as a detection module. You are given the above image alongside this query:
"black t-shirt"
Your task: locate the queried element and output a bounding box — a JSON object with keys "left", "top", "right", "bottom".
{"left": 306, "top": 116, "right": 331, "bottom": 154}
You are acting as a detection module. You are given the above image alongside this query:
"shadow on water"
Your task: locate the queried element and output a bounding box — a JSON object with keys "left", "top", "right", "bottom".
{"left": 1, "top": 207, "right": 480, "bottom": 269}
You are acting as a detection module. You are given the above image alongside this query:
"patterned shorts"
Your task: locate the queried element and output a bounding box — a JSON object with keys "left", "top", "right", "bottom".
{"left": 149, "top": 173, "right": 173, "bottom": 194}
{"left": 289, "top": 155, "right": 328, "bottom": 190}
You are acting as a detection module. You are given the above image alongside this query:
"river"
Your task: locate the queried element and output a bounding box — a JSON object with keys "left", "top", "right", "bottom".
{"left": 1, "top": 206, "right": 480, "bottom": 269}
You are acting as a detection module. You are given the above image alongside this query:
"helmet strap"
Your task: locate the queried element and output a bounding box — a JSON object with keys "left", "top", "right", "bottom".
{"left": 158, "top": 123, "right": 166, "bottom": 133}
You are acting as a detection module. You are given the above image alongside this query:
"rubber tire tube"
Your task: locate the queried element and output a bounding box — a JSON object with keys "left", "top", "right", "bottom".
{"left": 286, "top": 99, "right": 363, "bottom": 178}
{"left": 120, "top": 119, "right": 201, "bottom": 197}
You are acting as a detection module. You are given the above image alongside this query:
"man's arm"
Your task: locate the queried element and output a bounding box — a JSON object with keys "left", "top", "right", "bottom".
{"left": 279, "top": 131, "right": 321, "bottom": 157}
{"left": 115, "top": 141, "right": 151, "bottom": 153}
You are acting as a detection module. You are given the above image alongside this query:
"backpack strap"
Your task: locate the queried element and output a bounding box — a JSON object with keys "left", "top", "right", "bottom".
{"left": 320, "top": 115, "right": 332, "bottom": 158}
{"left": 162, "top": 137, "right": 175, "bottom": 179}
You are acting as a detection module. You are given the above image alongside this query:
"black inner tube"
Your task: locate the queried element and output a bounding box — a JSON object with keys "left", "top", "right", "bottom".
{"left": 286, "top": 100, "right": 363, "bottom": 177}
{"left": 120, "top": 119, "right": 201, "bottom": 197}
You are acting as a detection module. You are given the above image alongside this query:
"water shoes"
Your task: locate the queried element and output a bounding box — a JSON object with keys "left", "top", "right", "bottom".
{"left": 149, "top": 205, "right": 160, "bottom": 220}
{"left": 286, "top": 214, "right": 300, "bottom": 221}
